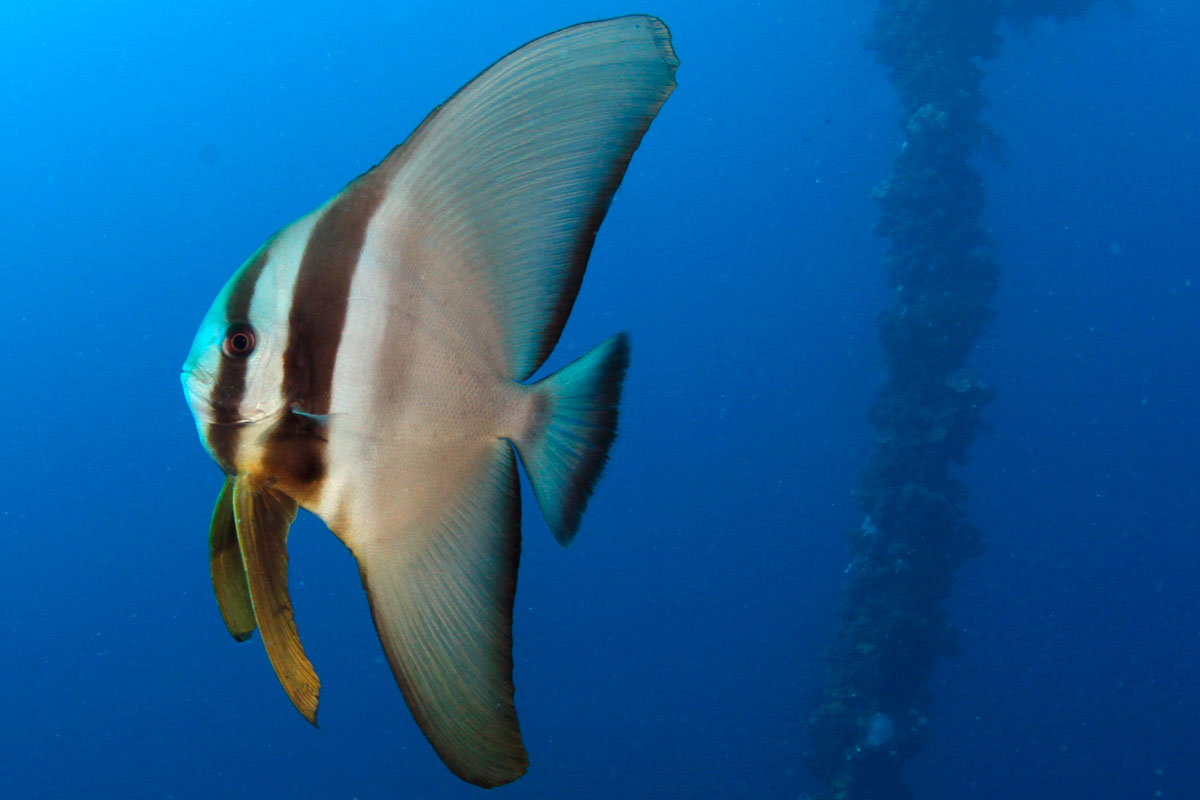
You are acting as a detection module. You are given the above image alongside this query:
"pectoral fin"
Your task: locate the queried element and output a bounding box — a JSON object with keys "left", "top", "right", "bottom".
{"left": 231, "top": 476, "right": 321, "bottom": 724}
{"left": 209, "top": 477, "right": 255, "bottom": 641}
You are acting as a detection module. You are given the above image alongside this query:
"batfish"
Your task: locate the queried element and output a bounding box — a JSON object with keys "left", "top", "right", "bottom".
{"left": 181, "top": 15, "right": 677, "bottom": 788}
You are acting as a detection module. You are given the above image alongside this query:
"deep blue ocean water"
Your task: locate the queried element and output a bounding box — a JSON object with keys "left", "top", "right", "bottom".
{"left": 2, "top": 1, "right": 1196, "bottom": 798}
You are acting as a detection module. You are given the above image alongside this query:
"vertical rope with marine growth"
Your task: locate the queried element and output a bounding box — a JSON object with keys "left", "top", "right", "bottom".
{"left": 807, "top": 2, "right": 1114, "bottom": 798}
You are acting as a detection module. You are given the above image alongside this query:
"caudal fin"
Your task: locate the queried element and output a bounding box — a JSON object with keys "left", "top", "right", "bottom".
{"left": 513, "top": 333, "right": 630, "bottom": 545}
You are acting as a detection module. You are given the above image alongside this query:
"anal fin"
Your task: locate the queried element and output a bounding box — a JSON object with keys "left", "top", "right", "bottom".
{"left": 350, "top": 443, "right": 527, "bottom": 787}
{"left": 232, "top": 476, "right": 321, "bottom": 724}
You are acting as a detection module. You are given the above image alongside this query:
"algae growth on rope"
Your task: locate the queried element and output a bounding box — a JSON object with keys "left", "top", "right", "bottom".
{"left": 807, "top": 2, "right": 1117, "bottom": 798}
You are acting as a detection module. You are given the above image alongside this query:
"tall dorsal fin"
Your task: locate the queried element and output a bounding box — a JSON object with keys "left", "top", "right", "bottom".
{"left": 348, "top": 14, "right": 678, "bottom": 379}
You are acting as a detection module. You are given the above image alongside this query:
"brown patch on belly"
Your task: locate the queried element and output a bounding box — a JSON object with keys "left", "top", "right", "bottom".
{"left": 260, "top": 411, "right": 327, "bottom": 508}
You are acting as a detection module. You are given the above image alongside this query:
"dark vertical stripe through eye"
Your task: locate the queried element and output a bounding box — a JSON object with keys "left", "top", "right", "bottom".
{"left": 207, "top": 243, "right": 273, "bottom": 470}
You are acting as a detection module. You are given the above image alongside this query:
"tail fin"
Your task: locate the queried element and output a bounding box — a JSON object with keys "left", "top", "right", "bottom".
{"left": 513, "top": 332, "right": 630, "bottom": 545}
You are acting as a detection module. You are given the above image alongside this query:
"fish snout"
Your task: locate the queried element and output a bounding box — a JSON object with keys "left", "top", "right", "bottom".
{"left": 181, "top": 368, "right": 219, "bottom": 422}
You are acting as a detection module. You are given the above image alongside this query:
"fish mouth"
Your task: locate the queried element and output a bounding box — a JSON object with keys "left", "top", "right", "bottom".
{"left": 180, "top": 370, "right": 279, "bottom": 428}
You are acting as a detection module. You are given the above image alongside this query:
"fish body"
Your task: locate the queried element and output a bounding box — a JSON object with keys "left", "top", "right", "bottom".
{"left": 181, "top": 15, "right": 677, "bottom": 788}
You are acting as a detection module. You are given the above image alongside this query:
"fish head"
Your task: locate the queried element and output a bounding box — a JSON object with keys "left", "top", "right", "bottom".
{"left": 182, "top": 248, "right": 290, "bottom": 468}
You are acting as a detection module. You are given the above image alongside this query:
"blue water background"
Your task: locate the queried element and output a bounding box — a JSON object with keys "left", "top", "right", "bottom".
{"left": 1, "top": 1, "right": 1196, "bottom": 797}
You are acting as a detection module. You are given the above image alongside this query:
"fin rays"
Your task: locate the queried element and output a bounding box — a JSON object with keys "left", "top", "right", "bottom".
{"left": 353, "top": 444, "right": 526, "bottom": 787}
{"left": 231, "top": 477, "right": 321, "bottom": 725}
{"left": 209, "top": 477, "right": 256, "bottom": 641}
{"left": 366, "top": 14, "right": 677, "bottom": 379}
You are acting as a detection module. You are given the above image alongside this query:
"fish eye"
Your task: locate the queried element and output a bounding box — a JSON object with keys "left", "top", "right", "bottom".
{"left": 222, "top": 323, "right": 256, "bottom": 358}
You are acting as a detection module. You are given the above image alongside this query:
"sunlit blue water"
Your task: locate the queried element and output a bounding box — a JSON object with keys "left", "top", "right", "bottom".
{"left": 1, "top": 2, "right": 1196, "bottom": 798}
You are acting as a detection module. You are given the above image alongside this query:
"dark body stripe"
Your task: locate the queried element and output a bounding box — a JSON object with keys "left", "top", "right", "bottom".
{"left": 208, "top": 244, "right": 274, "bottom": 473}
{"left": 263, "top": 171, "right": 390, "bottom": 502}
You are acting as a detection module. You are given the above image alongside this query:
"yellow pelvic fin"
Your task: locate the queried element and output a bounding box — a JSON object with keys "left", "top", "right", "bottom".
{"left": 209, "top": 477, "right": 255, "bottom": 641}
{"left": 232, "top": 476, "right": 321, "bottom": 724}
